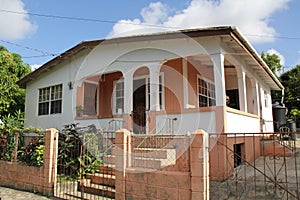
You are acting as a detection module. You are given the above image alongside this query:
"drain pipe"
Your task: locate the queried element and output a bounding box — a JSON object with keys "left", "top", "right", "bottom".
{"left": 281, "top": 88, "right": 285, "bottom": 105}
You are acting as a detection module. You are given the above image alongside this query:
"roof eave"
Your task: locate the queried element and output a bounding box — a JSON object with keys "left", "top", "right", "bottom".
{"left": 230, "top": 27, "right": 284, "bottom": 91}
{"left": 17, "top": 39, "right": 103, "bottom": 88}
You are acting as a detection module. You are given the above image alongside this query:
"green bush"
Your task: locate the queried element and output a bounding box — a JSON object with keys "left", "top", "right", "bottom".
{"left": 18, "top": 133, "right": 45, "bottom": 166}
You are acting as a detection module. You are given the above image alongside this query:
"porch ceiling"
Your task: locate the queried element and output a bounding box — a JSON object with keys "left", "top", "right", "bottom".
{"left": 221, "top": 34, "right": 283, "bottom": 90}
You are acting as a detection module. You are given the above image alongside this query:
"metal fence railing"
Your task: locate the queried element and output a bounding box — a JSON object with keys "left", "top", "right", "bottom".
{"left": 209, "top": 132, "right": 300, "bottom": 200}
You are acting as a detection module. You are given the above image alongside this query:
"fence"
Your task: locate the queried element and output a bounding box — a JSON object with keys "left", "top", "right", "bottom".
{"left": 1, "top": 127, "right": 299, "bottom": 199}
{"left": 209, "top": 132, "right": 300, "bottom": 199}
{"left": 54, "top": 124, "right": 117, "bottom": 199}
{"left": 0, "top": 129, "right": 58, "bottom": 196}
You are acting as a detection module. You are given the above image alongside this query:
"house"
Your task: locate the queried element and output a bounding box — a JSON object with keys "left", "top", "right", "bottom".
{"left": 18, "top": 26, "right": 283, "bottom": 134}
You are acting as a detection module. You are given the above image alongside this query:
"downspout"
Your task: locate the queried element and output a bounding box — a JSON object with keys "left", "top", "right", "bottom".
{"left": 281, "top": 88, "right": 285, "bottom": 105}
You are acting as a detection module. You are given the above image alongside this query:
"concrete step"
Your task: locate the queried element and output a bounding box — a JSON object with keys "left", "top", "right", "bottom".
{"left": 86, "top": 173, "right": 115, "bottom": 187}
{"left": 261, "top": 140, "right": 293, "bottom": 157}
{"left": 133, "top": 157, "right": 162, "bottom": 169}
{"left": 62, "top": 190, "right": 112, "bottom": 200}
{"left": 103, "top": 155, "right": 115, "bottom": 165}
{"left": 98, "top": 164, "right": 115, "bottom": 176}
{"left": 77, "top": 180, "right": 115, "bottom": 199}
{"left": 133, "top": 148, "right": 168, "bottom": 159}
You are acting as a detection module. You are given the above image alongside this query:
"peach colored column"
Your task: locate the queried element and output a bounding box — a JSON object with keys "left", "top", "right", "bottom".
{"left": 147, "top": 111, "right": 156, "bottom": 134}
{"left": 43, "top": 128, "right": 59, "bottom": 196}
{"left": 115, "top": 129, "right": 131, "bottom": 200}
{"left": 123, "top": 114, "right": 133, "bottom": 132}
{"left": 190, "top": 130, "right": 209, "bottom": 200}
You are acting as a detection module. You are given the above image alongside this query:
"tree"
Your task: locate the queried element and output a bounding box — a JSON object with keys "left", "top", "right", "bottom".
{"left": 261, "top": 51, "right": 283, "bottom": 102}
{"left": 261, "top": 51, "right": 282, "bottom": 75}
{"left": 280, "top": 65, "right": 300, "bottom": 102}
{"left": 0, "top": 46, "right": 31, "bottom": 117}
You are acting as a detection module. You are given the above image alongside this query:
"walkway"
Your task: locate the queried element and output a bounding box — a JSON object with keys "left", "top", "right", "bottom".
{"left": 0, "top": 186, "right": 50, "bottom": 200}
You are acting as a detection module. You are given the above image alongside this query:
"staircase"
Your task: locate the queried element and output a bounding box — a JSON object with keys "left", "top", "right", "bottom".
{"left": 132, "top": 147, "right": 176, "bottom": 169}
{"left": 261, "top": 139, "right": 294, "bottom": 157}
{"left": 73, "top": 144, "right": 177, "bottom": 199}
{"left": 77, "top": 164, "right": 116, "bottom": 199}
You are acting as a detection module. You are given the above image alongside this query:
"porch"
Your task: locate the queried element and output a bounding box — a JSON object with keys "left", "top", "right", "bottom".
{"left": 75, "top": 51, "right": 268, "bottom": 134}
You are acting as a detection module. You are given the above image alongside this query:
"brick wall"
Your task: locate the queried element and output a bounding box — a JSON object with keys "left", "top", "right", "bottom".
{"left": 0, "top": 128, "right": 58, "bottom": 196}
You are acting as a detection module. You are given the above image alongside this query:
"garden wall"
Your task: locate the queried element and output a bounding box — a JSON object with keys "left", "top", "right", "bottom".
{"left": 0, "top": 128, "right": 58, "bottom": 196}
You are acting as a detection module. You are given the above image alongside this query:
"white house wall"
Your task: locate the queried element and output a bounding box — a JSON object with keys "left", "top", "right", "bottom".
{"left": 24, "top": 50, "right": 89, "bottom": 130}
{"left": 259, "top": 84, "right": 274, "bottom": 132}
{"left": 156, "top": 112, "right": 216, "bottom": 134}
{"left": 226, "top": 112, "right": 260, "bottom": 133}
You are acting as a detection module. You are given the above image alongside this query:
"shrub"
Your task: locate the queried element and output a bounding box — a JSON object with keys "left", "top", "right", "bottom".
{"left": 18, "top": 133, "right": 45, "bottom": 166}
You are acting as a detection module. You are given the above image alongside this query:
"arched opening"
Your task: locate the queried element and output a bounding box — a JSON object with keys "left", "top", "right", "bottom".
{"left": 132, "top": 67, "right": 150, "bottom": 134}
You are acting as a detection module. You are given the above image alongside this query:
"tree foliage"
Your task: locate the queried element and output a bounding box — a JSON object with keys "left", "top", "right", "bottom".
{"left": 261, "top": 51, "right": 283, "bottom": 102}
{"left": 280, "top": 65, "right": 300, "bottom": 102}
{"left": 261, "top": 51, "right": 282, "bottom": 75}
{"left": 0, "top": 46, "right": 31, "bottom": 117}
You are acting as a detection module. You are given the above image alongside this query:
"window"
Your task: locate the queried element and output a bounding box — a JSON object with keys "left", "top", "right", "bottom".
{"left": 38, "top": 84, "right": 62, "bottom": 115}
{"left": 115, "top": 81, "right": 124, "bottom": 114}
{"left": 197, "top": 77, "right": 216, "bottom": 107}
{"left": 83, "top": 82, "right": 98, "bottom": 116}
{"left": 264, "top": 91, "right": 269, "bottom": 107}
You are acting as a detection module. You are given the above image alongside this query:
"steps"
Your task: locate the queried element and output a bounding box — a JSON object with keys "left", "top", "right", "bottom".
{"left": 132, "top": 147, "right": 177, "bottom": 169}
{"left": 100, "top": 146, "right": 177, "bottom": 169}
{"left": 261, "top": 140, "right": 293, "bottom": 157}
{"left": 76, "top": 164, "right": 116, "bottom": 199}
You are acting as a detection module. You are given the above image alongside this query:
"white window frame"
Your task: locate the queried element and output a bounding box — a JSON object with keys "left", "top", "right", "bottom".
{"left": 38, "top": 84, "right": 63, "bottom": 116}
{"left": 113, "top": 78, "right": 124, "bottom": 114}
{"left": 147, "top": 73, "right": 165, "bottom": 110}
{"left": 82, "top": 80, "right": 99, "bottom": 116}
{"left": 197, "top": 75, "right": 216, "bottom": 107}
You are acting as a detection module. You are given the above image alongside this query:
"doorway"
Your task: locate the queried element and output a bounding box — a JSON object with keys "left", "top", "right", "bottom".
{"left": 132, "top": 78, "right": 147, "bottom": 134}
{"left": 234, "top": 143, "right": 243, "bottom": 168}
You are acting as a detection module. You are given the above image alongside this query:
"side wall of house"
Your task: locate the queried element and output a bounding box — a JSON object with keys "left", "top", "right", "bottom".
{"left": 24, "top": 50, "right": 89, "bottom": 130}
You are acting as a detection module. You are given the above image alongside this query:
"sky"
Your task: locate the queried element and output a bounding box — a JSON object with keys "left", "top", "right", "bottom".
{"left": 0, "top": 0, "right": 300, "bottom": 72}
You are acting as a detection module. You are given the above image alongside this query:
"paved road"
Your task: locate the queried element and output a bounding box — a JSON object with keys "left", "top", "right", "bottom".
{"left": 0, "top": 186, "right": 50, "bottom": 200}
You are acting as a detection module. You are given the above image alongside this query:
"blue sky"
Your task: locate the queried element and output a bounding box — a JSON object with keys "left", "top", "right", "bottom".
{"left": 0, "top": 0, "right": 300, "bottom": 72}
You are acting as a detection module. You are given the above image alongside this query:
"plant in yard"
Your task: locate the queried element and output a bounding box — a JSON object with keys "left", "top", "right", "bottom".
{"left": 78, "top": 154, "right": 102, "bottom": 176}
{"left": 18, "top": 133, "right": 45, "bottom": 166}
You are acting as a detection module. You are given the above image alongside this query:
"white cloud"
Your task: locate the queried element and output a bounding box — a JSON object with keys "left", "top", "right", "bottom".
{"left": 109, "top": 0, "right": 290, "bottom": 43}
{"left": 0, "top": 0, "right": 37, "bottom": 40}
{"left": 31, "top": 64, "right": 41, "bottom": 71}
{"left": 141, "top": 2, "right": 168, "bottom": 24}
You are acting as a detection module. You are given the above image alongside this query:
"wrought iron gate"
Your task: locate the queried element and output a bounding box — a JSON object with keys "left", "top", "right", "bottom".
{"left": 54, "top": 123, "right": 118, "bottom": 200}
{"left": 209, "top": 132, "right": 300, "bottom": 199}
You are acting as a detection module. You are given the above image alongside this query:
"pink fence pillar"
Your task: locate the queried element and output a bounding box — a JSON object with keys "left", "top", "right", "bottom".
{"left": 43, "top": 128, "right": 59, "bottom": 196}
{"left": 190, "top": 129, "right": 210, "bottom": 200}
{"left": 115, "top": 129, "right": 131, "bottom": 200}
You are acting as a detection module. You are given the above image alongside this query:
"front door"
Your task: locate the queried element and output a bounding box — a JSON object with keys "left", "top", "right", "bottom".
{"left": 132, "top": 78, "right": 147, "bottom": 134}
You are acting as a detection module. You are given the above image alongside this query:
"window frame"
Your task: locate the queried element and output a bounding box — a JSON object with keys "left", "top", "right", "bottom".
{"left": 38, "top": 84, "right": 63, "bottom": 116}
{"left": 197, "top": 75, "right": 216, "bottom": 107}
{"left": 113, "top": 78, "right": 125, "bottom": 114}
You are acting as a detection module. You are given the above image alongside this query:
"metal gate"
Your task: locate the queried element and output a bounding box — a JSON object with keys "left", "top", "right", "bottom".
{"left": 209, "top": 132, "right": 300, "bottom": 199}
{"left": 54, "top": 122, "right": 120, "bottom": 200}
